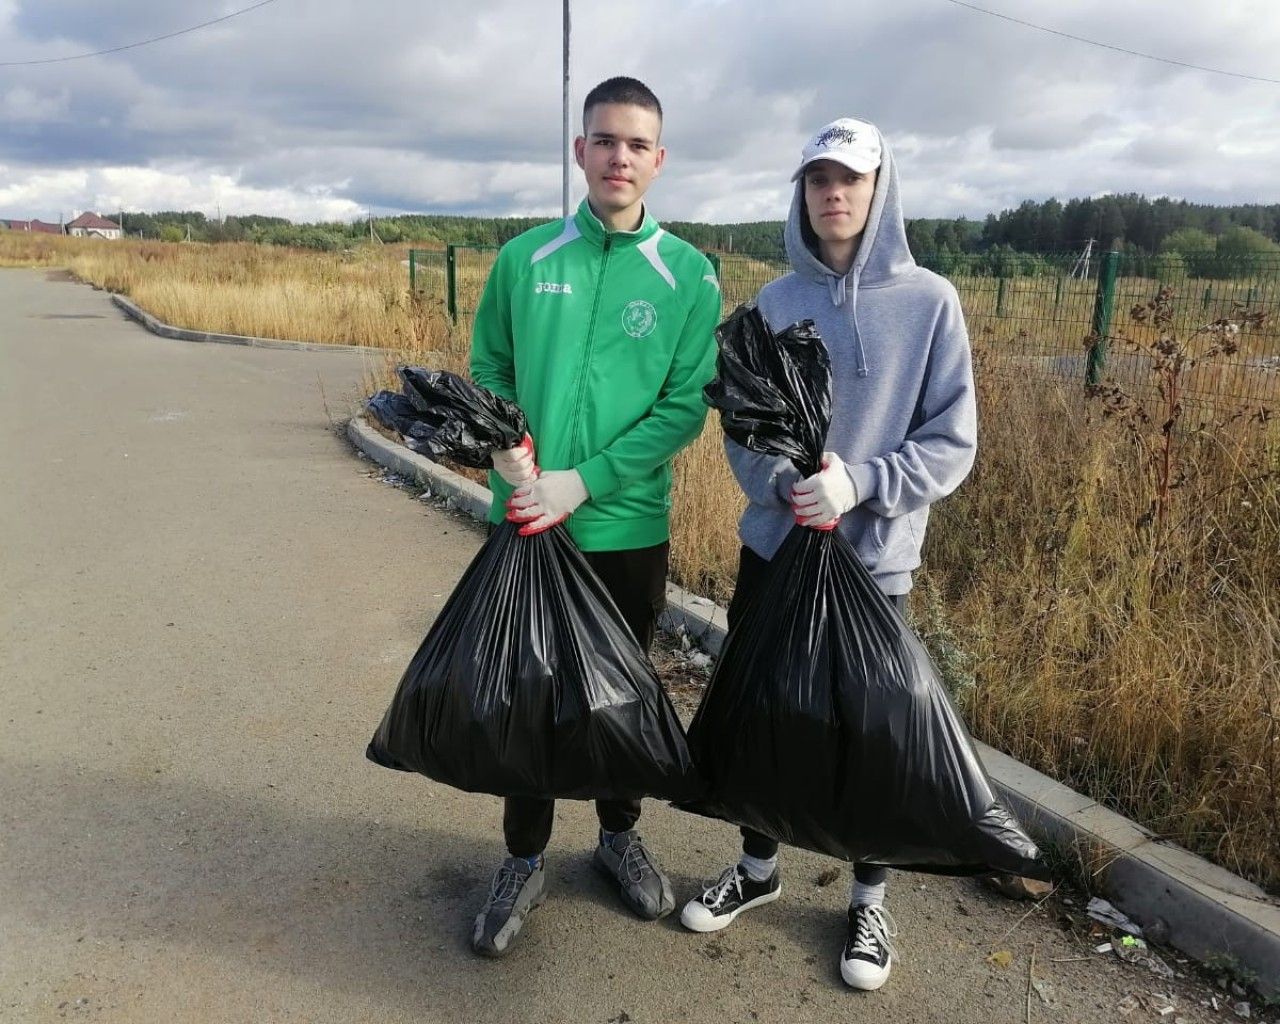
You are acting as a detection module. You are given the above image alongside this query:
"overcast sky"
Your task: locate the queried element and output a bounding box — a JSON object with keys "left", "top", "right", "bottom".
{"left": 2, "top": 0, "right": 1279, "bottom": 226}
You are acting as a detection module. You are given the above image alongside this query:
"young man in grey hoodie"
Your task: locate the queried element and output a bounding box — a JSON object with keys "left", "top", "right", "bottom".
{"left": 678, "top": 117, "right": 977, "bottom": 992}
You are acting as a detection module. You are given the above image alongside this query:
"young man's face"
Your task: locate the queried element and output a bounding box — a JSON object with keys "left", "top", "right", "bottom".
{"left": 804, "top": 159, "right": 877, "bottom": 246}
{"left": 574, "top": 102, "right": 666, "bottom": 225}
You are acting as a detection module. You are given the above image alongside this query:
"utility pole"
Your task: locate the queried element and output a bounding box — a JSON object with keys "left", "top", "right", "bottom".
{"left": 562, "top": 0, "right": 571, "bottom": 218}
{"left": 1070, "top": 238, "right": 1095, "bottom": 280}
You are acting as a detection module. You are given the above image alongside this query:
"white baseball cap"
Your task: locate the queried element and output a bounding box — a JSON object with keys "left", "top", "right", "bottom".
{"left": 791, "top": 117, "right": 882, "bottom": 181}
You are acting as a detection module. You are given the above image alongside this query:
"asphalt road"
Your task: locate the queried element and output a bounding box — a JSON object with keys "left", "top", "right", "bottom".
{"left": 0, "top": 269, "right": 1249, "bottom": 1023}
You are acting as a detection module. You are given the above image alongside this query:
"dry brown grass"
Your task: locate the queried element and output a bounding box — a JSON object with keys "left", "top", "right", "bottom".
{"left": 0, "top": 233, "right": 69, "bottom": 268}
{"left": 6, "top": 230, "right": 1276, "bottom": 891}
{"left": 918, "top": 315, "right": 1280, "bottom": 893}
{"left": 0, "top": 232, "right": 443, "bottom": 350}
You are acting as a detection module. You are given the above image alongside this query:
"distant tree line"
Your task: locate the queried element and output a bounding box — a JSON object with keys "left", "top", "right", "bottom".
{"left": 116, "top": 196, "right": 1280, "bottom": 278}
{"left": 976, "top": 195, "right": 1280, "bottom": 252}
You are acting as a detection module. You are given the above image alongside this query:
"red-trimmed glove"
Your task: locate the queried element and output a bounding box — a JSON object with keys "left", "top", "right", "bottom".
{"left": 506, "top": 469, "right": 589, "bottom": 536}
{"left": 491, "top": 433, "right": 536, "bottom": 488}
{"left": 791, "top": 453, "right": 858, "bottom": 531}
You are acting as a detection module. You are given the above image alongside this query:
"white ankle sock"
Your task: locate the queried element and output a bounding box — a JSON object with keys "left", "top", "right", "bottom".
{"left": 851, "top": 879, "right": 886, "bottom": 907}
{"left": 739, "top": 852, "right": 777, "bottom": 882}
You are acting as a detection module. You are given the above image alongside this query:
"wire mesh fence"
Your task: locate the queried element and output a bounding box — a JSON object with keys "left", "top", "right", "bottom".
{"left": 408, "top": 246, "right": 1280, "bottom": 411}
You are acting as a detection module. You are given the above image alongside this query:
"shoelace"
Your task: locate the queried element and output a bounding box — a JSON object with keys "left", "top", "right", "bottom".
{"left": 848, "top": 903, "right": 900, "bottom": 962}
{"left": 618, "top": 837, "right": 656, "bottom": 885}
{"left": 486, "top": 863, "right": 526, "bottom": 907}
{"left": 699, "top": 865, "right": 744, "bottom": 910}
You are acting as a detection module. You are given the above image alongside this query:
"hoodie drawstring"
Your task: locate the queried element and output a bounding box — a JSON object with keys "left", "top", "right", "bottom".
{"left": 850, "top": 266, "right": 869, "bottom": 378}
{"left": 829, "top": 266, "right": 870, "bottom": 378}
{"left": 827, "top": 273, "right": 846, "bottom": 308}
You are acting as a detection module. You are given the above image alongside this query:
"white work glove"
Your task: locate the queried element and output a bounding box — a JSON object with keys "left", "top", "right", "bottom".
{"left": 491, "top": 433, "right": 536, "bottom": 488}
{"left": 790, "top": 452, "right": 858, "bottom": 530}
{"left": 506, "top": 469, "right": 589, "bottom": 536}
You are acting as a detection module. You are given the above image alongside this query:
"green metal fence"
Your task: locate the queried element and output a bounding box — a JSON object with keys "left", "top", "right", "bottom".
{"left": 409, "top": 245, "right": 497, "bottom": 321}
{"left": 409, "top": 246, "right": 1280, "bottom": 408}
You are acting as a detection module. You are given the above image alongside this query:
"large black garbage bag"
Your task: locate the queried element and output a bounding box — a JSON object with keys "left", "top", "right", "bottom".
{"left": 685, "top": 305, "right": 1046, "bottom": 877}
{"left": 365, "top": 369, "right": 699, "bottom": 802}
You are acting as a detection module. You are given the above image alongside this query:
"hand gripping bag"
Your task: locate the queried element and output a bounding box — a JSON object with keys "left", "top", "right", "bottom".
{"left": 684, "top": 306, "right": 1046, "bottom": 877}
{"left": 365, "top": 368, "right": 700, "bottom": 802}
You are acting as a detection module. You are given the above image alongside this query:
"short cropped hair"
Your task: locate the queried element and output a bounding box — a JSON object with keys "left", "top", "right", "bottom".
{"left": 582, "top": 77, "right": 663, "bottom": 130}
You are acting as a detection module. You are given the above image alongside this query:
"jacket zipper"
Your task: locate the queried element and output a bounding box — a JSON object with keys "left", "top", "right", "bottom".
{"left": 570, "top": 232, "right": 612, "bottom": 465}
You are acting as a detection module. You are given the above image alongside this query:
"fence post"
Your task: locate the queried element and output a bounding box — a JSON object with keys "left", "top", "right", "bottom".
{"left": 1202, "top": 285, "right": 1212, "bottom": 310}
{"left": 1246, "top": 286, "right": 1257, "bottom": 307}
{"left": 705, "top": 251, "right": 721, "bottom": 280}
{"left": 446, "top": 245, "right": 458, "bottom": 323}
{"left": 1054, "top": 275, "right": 1063, "bottom": 310}
{"left": 1085, "top": 250, "right": 1120, "bottom": 386}
{"left": 996, "top": 276, "right": 1007, "bottom": 317}
{"left": 408, "top": 249, "right": 416, "bottom": 293}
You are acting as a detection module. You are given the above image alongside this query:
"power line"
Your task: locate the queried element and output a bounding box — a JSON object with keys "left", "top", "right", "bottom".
{"left": 942, "top": 0, "right": 1280, "bottom": 85}
{"left": 0, "top": 0, "right": 282, "bottom": 67}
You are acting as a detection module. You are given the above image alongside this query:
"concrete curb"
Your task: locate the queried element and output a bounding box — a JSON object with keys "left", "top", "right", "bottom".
{"left": 347, "top": 412, "right": 491, "bottom": 521}
{"left": 112, "top": 294, "right": 395, "bottom": 354}
{"left": 347, "top": 411, "right": 1280, "bottom": 995}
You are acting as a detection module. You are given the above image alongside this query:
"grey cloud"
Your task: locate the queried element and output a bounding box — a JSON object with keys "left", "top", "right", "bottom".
{"left": 992, "top": 111, "right": 1116, "bottom": 153}
{"left": 2, "top": 0, "right": 1279, "bottom": 222}
{"left": 1122, "top": 132, "right": 1202, "bottom": 169}
{"left": 12, "top": 1, "right": 158, "bottom": 48}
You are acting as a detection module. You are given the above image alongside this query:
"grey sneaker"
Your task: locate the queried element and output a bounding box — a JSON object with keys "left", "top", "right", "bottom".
{"left": 471, "top": 855, "right": 547, "bottom": 957}
{"left": 593, "top": 830, "right": 675, "bottom": 920}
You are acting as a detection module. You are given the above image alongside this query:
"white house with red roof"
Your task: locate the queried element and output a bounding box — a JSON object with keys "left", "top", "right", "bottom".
{"left": 66, "top": 212, "right": 122, "bottom": 240}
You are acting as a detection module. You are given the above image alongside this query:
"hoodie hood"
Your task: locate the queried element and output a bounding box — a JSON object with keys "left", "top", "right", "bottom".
{"left": 782, "top": 125, "right": 916, "bottom": 378}
{"left": 783, "top": 129, "right": 916, "bottom": 300}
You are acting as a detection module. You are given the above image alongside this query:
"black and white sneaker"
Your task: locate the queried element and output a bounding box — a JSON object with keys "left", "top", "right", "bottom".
{"left": 840, "top": 902, "right": 899, "bottom": 991}
{"left": 679, "top": 863, "right": 782, "bottom": 933}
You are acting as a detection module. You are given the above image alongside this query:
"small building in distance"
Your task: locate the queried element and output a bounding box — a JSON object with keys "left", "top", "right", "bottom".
{"left": 1, "top": 219, "right": 64, "bottom": 234}
{"left": 66, "top": 212, "right": 123, "bottom": 240}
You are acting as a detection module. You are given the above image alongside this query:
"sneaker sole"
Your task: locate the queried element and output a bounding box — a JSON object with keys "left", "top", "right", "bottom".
{"left": 679, "top": 884, "right": 782, "bottom": 933}
{"left": 839, "top": 956, "right": 890, "bottom": 991}
{"left": 471, "top": 887, "right": 547, "bottom": 959}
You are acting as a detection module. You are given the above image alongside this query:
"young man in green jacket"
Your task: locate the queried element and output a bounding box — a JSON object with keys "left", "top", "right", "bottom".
{"left": 467, "top": 76, "right": 721, "bottom": 957}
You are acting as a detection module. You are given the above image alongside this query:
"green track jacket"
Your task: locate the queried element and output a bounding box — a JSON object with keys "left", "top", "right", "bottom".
{"left": 470, "top": 200, "right": 720, "bottom": 551}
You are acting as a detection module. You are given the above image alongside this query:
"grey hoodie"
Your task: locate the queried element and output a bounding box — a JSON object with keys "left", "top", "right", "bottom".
{"left": 727, "top": 131, "right": 977, "bottom": 595}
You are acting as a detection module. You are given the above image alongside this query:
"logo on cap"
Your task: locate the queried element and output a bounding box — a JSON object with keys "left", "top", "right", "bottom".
{"left": 815, "top": 125, "right": 859, "bottom": 149}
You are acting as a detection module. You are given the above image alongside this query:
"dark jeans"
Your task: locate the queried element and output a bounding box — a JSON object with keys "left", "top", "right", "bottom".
{"left": 730, "top": 545, "right": 903, "bottom": 887}
{"left": 503, "top": 538, "right": 671, "bottom": 858}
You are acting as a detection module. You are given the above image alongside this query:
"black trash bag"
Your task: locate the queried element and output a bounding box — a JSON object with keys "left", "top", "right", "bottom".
{"left": 365, "top": 369, "right": 700, "bottom": 802}
{"left": 684, "top": 305, "right": 1046, "bottom": 877}
{"left": 702, "top": 304, "right": 828, "bottom": 479}
{"left": 367, "top": 366, "right": 526, "bottom": 467}
{"left": 365, "top": 389, "right": 443, "bottom": 457}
